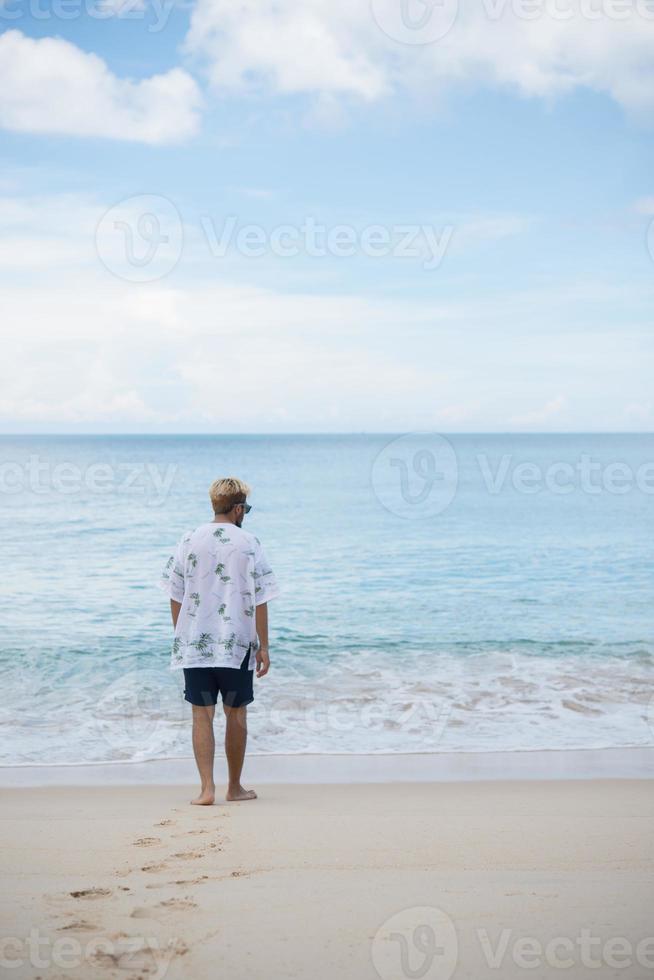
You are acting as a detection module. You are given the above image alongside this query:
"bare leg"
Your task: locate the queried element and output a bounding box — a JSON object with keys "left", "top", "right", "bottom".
{"left": 224, "top": 705, "right": 257, "bottom": 801}
{"left": 190, "top": 704, "right": 216, "bottom": 805}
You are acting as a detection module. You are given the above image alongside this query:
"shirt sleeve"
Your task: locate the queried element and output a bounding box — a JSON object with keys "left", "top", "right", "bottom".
{"left": 158, "top": 536, "right": 186, "bottom": 603}
{"left": 253, "top": 538, "right": 281, "bottom": 606}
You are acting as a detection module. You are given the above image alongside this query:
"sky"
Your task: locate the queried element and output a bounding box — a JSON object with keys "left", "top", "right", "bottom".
{"left": 0, "top": 0, "right": 653, "bottom": 433}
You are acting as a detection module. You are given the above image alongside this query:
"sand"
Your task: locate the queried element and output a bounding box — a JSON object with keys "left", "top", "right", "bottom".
{"left": 1, "top": 779, "right": 653, "bottom": 979}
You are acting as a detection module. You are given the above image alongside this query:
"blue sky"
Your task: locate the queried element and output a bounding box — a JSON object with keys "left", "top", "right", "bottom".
{"left": 0, "top": 0, "right": 653, "bottom": 432}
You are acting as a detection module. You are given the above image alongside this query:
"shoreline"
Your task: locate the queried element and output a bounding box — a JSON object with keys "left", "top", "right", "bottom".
{"left": 2, "top": 745, "right": 653, "bottom": 786}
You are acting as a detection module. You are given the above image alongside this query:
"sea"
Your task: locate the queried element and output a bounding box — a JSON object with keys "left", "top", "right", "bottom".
{"left": 1, "top": 433, "right": 652, "bottom": 765}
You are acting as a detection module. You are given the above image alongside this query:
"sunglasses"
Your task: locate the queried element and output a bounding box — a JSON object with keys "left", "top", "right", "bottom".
{"left": 239, "top": 502, "right": 252, "bottom": 514}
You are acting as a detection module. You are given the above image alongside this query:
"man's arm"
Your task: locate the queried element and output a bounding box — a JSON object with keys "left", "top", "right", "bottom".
{"left": 255, "top": 602, "right": 270, "bottom": 678}
{"left": 170, "top": 599, "right": 181, "bottom": 628}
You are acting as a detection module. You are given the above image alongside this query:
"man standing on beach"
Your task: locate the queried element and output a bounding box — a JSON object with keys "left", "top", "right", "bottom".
{"left": 159, "top": 478, "right": 280, "bottom": 805}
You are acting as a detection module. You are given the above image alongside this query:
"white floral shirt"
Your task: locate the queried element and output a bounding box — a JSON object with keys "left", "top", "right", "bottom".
{"left": 159, "top": 522, "right": 280, "bottom": 670}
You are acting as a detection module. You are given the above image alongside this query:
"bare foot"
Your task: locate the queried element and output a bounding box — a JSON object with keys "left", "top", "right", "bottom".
{"left": 190, "top": 788, "right": 215, "bottom": 806}
{"left": 225, "top": 785, "right": 257, "bottom": 802}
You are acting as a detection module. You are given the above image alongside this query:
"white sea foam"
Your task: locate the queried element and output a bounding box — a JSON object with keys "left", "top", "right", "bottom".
{"left": 1, "top": 647, "right": 651, "bottom": 764}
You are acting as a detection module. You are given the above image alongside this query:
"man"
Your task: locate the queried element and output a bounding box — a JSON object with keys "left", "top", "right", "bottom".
{"left": 159, "top": 477, "right": 280, "bottom": 805}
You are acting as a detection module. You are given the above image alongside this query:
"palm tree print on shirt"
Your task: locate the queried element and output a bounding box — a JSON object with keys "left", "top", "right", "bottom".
{"left": 190, "top": 633, "right": 214, "bottom": 658}
{"left": 217, "top": 603, "right": 231, "bottom": 621}
{"left": 213, "top": 528, "right": 231, "bottom": 543}
{"left": 172, "top": 636, "right": 184, "bottom": 663}
{"left": 187, "top": 553, "right": 198, "bottom": 571}
{"left": 188, "top": 592, "right": 201, "bottom": 616}
{"left": 214, "top": 562, "right": 231, "bottom": 583}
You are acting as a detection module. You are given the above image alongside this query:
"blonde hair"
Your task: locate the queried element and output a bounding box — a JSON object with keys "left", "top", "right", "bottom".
{"left": 209, "top": 477, "right": 252, "bottom": 514}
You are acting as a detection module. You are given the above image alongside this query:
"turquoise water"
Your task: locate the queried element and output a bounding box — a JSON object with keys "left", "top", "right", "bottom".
{"left": 1, "top": 433, "right": 652, "bottom": 763}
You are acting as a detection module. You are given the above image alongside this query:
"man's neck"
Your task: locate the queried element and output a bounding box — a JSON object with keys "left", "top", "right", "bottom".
{"left": 212, "top": 514, "right": 236, "bottom": 525}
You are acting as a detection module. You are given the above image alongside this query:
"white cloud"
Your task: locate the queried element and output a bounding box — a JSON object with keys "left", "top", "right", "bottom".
{"left": 433, "top": 402, "right": 483, "bottom": 424}
{"left": 185, "top": 0, "right": 654, "bottom": 114}
{"left": 451, "top": 214, "right": 530, "bottom": 251}
{"left": 0, "top": 278, "right": 452, "bottom": 427}
{"left": 185, "top": 1, "right": 388, "bottom": 101}
{"left": 623, "top": 399, "right": 652, "bottom": 422}
{"left": 2, "top": 267, "right": 651, "bottom": 431}
{"left": 0, "top": 30, "right": 202, "bottom": 144}
{"left": 509, "top": 394, "right": 568, "bottom": 426}
{"left": 0, "top": 192, "right": 101, "bottom": 269}
{"left": 1, "top": 190, "right": 652, "bottom": 433}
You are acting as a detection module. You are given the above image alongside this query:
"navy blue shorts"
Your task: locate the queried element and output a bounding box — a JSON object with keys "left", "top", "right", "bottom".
{"left": 183, "top": 649, "right": 253, "bottom": 708}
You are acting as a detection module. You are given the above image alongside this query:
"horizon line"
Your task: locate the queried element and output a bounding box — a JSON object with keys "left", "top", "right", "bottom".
{"left": 0, "top": 431, "right": 652, "bottom": 438}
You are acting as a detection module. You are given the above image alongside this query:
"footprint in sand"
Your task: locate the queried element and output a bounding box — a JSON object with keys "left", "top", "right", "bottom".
{"left": 57, "top": 920, "right": 98, "bottom": 932}
{"left": 130, "top": 907, "right": 159, "bottom": 920}
{"left": 140, "top": 862, "right": 168, "bottom": 873}
{"left": 157, "top": 897, "right": 198, "bottom": 910}
{"left": 146, "top": 875, "right": 209, "bottom": 889}
{"left": 156, "top": 819, "right": 175, "bottom": 827}
{"left": 172, "top": 828, "right": 209, "bottom": 838}
{"left": 172, "top": 850, "right": 204, "bottom": 860}
{"left": 69, "top": 888, "right": 112, "bottom": 900}
{"left": 133, "top": 837, "right": 161, "bottom": 847}
{"left": 91, "top": 935, "right": 183, "bottom": 972}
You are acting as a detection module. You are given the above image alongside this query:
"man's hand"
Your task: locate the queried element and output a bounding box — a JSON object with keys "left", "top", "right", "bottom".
{"left": 256, "top": 646, "right": 270, "bottom": 678}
